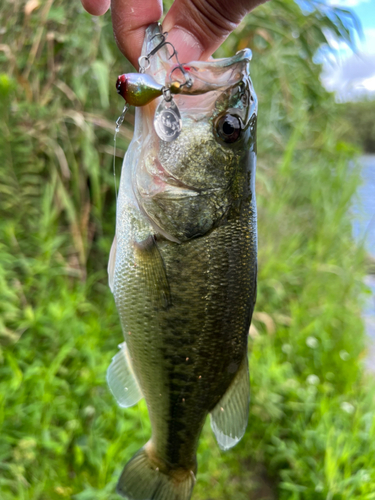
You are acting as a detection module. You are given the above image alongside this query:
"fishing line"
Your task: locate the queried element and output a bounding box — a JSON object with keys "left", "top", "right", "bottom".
{"left": 113, "top": 136, "right": 118, "bottom": 203}
{"left": 113, "top": 103, "right": 129, "bottom": 202}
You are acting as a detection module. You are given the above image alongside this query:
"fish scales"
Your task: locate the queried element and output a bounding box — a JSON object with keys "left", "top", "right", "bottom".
{"left": 108, "top": 23, "right": 258, "bottom": 500}
{"left": 114, "top": 204, "right": 257, "bottom": 468}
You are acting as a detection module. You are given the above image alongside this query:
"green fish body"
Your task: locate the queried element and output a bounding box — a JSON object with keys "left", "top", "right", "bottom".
{"left": 108, "top": 24, "right": 257, "bottom": 500}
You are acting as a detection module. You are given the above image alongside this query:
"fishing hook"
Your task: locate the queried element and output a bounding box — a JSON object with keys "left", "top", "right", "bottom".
{"left": 140, "top": 30, "right": 192, "bottom": 89}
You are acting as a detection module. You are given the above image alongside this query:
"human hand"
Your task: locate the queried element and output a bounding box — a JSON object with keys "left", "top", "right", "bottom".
{"left": 81, "top": 0, "right": 267, "bottom": 68}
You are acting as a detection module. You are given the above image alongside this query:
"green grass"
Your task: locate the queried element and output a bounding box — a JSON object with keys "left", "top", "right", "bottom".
{"left": 1, "top": 0, "right": 374, "bottom": 499}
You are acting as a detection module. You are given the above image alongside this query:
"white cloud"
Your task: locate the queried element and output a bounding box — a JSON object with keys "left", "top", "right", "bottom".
{"left": 363, "top": 75, "right": 375, "bottom": 90}
{"left": 320, "top": 26, "right": 375, "bottom": 100}
{"left": 321, "top": 51, "right": 375, "bottom": 99}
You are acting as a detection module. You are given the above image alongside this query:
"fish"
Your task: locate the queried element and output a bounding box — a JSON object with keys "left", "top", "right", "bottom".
{"left": 107, "top": 23, "right": 258, "bottom": 500}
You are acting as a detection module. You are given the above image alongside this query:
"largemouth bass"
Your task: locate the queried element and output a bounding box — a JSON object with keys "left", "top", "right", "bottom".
{"left": 107, "top": 23, "right": 258, "bottom": 500}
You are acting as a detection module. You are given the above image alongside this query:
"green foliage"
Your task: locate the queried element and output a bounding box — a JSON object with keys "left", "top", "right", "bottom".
{"left": 339, "top": 99, "right": 375, "bottom": 153}
{"left": 0, "top": 0, "right": 372, "bottom": 499}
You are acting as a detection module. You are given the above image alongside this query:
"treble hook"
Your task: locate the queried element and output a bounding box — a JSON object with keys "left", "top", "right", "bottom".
{"left": 139, "top": 29, "right": 193, "bottom": 88}
{"left": 164, "top": 42, "right": 178, "bottom": 60}
{"left": 139, "top": 32, "right": 169, "bottom": 72}
{"left": 150, "top": 38, "right": 179, "bottom": 65}
{"left": 149, "top": 31, "right": 169, "bottom": 57}
{"left": 170, "top": 64, "right": 192, "bottom": 88}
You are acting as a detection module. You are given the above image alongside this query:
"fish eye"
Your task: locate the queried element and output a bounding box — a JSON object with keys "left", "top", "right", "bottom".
{"left": 216, "top": 114, "right": 242, "bottom": 143}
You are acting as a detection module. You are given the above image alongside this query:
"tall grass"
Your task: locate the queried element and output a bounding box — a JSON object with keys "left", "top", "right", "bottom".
{"left": 0, "top": 1, "right": 373, "bottom": 499}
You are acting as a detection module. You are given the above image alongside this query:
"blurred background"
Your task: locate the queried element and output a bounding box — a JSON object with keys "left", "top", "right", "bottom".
{"left": 1, "top": 0, "right": 375, "bottom": 498}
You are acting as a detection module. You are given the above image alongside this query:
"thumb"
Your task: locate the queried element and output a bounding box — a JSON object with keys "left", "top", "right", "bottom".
{"left": 163, "top": 0, "right": 266, "bottom": 62}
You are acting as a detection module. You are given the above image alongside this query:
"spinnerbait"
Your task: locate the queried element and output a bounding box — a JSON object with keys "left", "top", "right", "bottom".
{"left": 116, "top": 29, "right": 192, "bottom": 142}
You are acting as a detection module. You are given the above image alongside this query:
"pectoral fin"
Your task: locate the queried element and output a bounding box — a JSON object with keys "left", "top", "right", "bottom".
{"left": 210, "top": 355, "right": 250, "bottom": 450}
{"left": 107, "top": 342, "right": 143, "bottom": 408}
{"left": 134, "top": 235, "right": 172, "bottom": 309}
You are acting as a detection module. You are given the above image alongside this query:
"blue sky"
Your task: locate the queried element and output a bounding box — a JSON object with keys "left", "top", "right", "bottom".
{"left": 321, "top": 0, "right": 375, "bottom": 99}
{"left": 353, "top": 0, "right": 375, "bottom": 31}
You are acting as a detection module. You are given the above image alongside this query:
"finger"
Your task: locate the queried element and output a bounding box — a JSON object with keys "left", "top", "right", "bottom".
{"left": 111, "top": 0, "right": 163, "bottom": 68}
{"left": 163, "top": 0, "right": 267, "bottom": 62}
{"left": 81, "top": 0, "right": 110, "bottom": 16}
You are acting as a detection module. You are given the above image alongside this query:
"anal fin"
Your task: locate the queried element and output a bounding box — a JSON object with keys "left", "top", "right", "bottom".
{"left": 107, "top": 342, "right": 143, "bottom": 408}
{"left": 210, "top": 355, "right": 250, "bottom": 450}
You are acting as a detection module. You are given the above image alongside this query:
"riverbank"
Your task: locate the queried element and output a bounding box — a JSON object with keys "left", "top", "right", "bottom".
{"left": 366, "top": 254, "right": 375, "bottom": 274}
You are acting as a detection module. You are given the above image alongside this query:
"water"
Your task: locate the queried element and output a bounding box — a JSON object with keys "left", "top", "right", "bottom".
{"left": 352, "top": 155, "right": 375, "bottom": 369}
{"left": 352, "top": 155, "right": 375, "bottom": 257}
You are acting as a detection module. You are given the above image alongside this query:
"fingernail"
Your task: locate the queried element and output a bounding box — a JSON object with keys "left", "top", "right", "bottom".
{"left": 165, "top": 27, "right": 204, "bottom": 63}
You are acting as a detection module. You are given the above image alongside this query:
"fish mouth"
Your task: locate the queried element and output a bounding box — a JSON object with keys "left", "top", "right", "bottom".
{"left": 137, "top": 155, "right": 201, "bottom": 199}
{"left": 133, "top": 155, "right": 202, "bottom": 244}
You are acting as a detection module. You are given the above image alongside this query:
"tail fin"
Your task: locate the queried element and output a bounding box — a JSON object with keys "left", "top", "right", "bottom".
{"left": 116, "top": 444, "right": 196, "bottom": 500}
